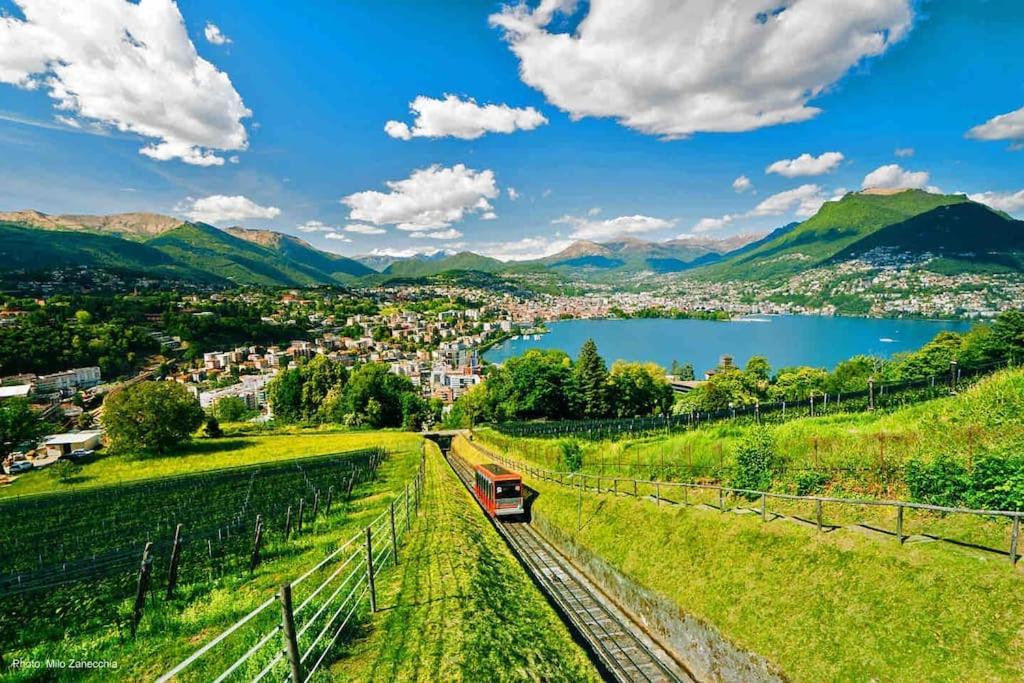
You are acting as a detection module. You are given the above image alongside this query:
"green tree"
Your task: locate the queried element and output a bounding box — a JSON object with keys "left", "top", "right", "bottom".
{"left": 213, "top": 395, "right": 253, "bottom": 422}
{"left": 267, "top": 368, "right": 304, "bottom": 423}
{"left": 482, "top": 350, "right": 574, "bottom": 421}
{"left": 572, "top": 339, "right": 610, "bottom": 418}
{"left": 339, "top": 363, "right": 413, "bottom": 428}
{"left": 204, "top": 416, "right": 224, "bottom": 438}
{"left": 608, "top": 361, "right": 674, "bottom": 418}
{"left": 102, "top": 381, "right": 204, "bottom": 455}
{"left": 0, "top": 398, "right": 47, "bottom": 456}
{"left": 300, "top": 355, "right": 348, "bottom": 420}
{"left": 732, "top": 428, "right": 780, "bottom": 495}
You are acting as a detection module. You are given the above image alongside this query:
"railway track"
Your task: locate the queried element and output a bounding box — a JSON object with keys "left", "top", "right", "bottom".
{"left": 446, "top": 451, "right": 693, "bottom": 683}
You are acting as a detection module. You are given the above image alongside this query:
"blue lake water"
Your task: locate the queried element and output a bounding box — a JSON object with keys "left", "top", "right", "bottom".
{"left": 483, "top": 316, "right": 973, "bottom": 373}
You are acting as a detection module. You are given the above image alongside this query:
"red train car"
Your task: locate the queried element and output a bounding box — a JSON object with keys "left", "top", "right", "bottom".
{"left": 473, "top": 463, "right": 525, "bottom": 517}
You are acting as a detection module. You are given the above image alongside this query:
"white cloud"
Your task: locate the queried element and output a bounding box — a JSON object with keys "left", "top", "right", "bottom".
{"left": 0, "top": 0, "right": 251, "bottom": 166}
{"left": 766, "top": 152, "right": 844, "bottom": 177}
{"left": 410, "top": 228, "right": 463, "bottom": 240}
{"left": 966, "top": 105, "right": 1024, "bottom": 144}
{"left": 385, "top": 94, "right": 547, "bottom": 140}
{"left": 296, "top": 220, "right": 335, "bottom": 233}
{"left": 341, "top": 163, "right": 499, "bottom": 231}
{"left": 204, "top": 21, "right": 231, "bottom": 46}
{"left": 363, "top": 247, "right": 452, "bottom": 259}
{"left": 554, "top": 214, "right": 676, "bottom": 240}
{"left": 732, "top": 175, "right": 752, "bottom": 193}
{"left": 507, "top": 187, "right": 520, "bottom": 200}
{"left": 587, "top": 207, "right": 602, "bottom": 216}
{"left": 324, "top": 232, "right": 351, "bottom": 242}
{"left": 490, "top": 0, "right": 912, "bottom": 138}
{"left": 967, "top": 190, "right": 1024, "bottom": 215}
{"left": 180, "top": 195, "right": 280, "bottom": 224}
{"left": 692, "top": 184, "right": 828, "bottom": 233}
{"left": 478, "top": 236, "right": 574, "bottom": 261}
{"left": 894, "top": 147, "right": 915, "bottom": 158}
{"left": 344, "top": 224, "right": 387, "bottom": 235}
{"left": 862, "top": 164, "right": 930, "bottom": 190}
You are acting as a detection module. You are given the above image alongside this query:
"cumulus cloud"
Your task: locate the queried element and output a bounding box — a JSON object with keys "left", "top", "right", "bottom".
{"left": 180, "top": 195, "right": 280, "bottom": 224}
{"left": 507, "top": 187, "right": 520, "bottom": 200}
{"left": 894, "top": 147, "right": 915, "bottom": 158}
{"left": 341, "top": 164, "right": 499, "bottom": 231}
{"left": 296, "top": 220, "right": 335, "bottom": 233}
{"left": 344, "top": 224, "right": 387, "bottom": 235}
{"left": 385, "top": 94, "right": 547, "bottom": 140}
{"left": 410, "top": 228, "right": 463, "bottom": 240}
{"left": 766, "top": 152, "right": 844, "bottom": 177}
{"left": 862, "top": 164, "right": 930, "bottom": 190}
{"left": 966, "top": 105, "right": 1024, "bottom": 144}
{"left": 732, "top": 175, "right": 752, "bottom": 192}
{"left": 0, "top": 0, "right": 251, "bottom": 166}
{"left": 968, "top": 190, "right": 1024, "bottom": 215}
{"left": 490, "top": 0, "right": 912, "bottom": 138}
{"left": 364, "top": 247, "right": 452, "bottom": 259}
{"left": 204, "top": 21, "right": 231, "bottom": 45}
{"left": 692, "top": 184, "right": 829, "bottom": 233}
{"left": 554, "top": 214, "right": 676, "bottom": 240}
{"left": 324, "top": 232, "right": 351, "bottom": 242}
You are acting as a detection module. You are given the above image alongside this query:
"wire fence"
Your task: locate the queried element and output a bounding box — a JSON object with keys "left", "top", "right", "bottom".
{"left": 462, "top": 439, "right": 1022, "bottom": 569}
{"left": 156, "top": 450, "right": 427, "bottom": 683}
{"left": 492, "top": 359, "right": 1009, "bottom": 440}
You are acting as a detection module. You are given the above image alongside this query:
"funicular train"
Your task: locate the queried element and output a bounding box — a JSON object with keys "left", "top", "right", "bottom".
{"left": 473, "top": 462, "right": 525, "bottom": 517}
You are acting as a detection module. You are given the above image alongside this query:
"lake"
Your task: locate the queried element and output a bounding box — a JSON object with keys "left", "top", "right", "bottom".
{"left": 483, "top": 316, "right": 974, "bottom": 373}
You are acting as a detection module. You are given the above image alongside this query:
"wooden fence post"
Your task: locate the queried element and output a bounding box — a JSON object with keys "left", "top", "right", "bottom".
{"left": 365, "top": 527, "right": 377, "bottom": 613}
{"left": 655, "top": 482, "right": 660, "bottom": 506}
{"left": 390, "top": 501, "right": 399, "bottom": 566}
{"left": 761, "top": 494, "right": 767, "bottom": 522}
{"left": 279, "top": 584, "right": 303, "bottom": 683}
{"left": 311, "top": 491, "right": 320, "bottom": 523}
{"left": 896, "top": 505, "right": 904, "bottom": 545}
{"left": 296, "top": 498, "right": 305, "bottom": 535}
{"left": 326, "top": 485, "right": 334, "bottom": 516}
{"left": 405, "top": 483, "right": 411, "bottom": 531}
{"left": 166, "top": 524, "right": 183, "bottom": 599}
{"left": 284, "top": 505, "right": 293, "bottom": 539}
{"left": 250, "top": 515, "right": 264, "bottom": 573}
{"left": 1010, "top": 516, "right": 1019, "bottom": 567}
{"left": 719, "top": 487, "right": 725, "bottom": 512}
{"left": 816, "top": 499, "right": 824, "bottom": 532}
{"left": 633, "top": 479, "right": 638, "bottom": 498}
{"left": 131, "top": 542, "right": 153, "bottom": 638}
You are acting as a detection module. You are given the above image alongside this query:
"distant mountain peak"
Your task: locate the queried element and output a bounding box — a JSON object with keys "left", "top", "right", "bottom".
{"left": 0, "top": 209, "right": 183, "bottom": 239}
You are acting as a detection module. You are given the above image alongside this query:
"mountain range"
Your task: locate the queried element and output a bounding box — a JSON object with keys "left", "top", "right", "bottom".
{"left": 1, "top": 189, "right": 1022, "bottom": 288}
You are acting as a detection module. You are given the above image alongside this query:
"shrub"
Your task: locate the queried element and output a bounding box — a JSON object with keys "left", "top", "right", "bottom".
{"left": 49, "top": 460, "right": 82, "bottom": 483}
{"left": 204, "top": 416, "right": 224, "bottom": 439}
{"left": 558, "top": 440, "right": 584, "bottom": 472}
{"left": 732, "top": 428, "right": 779, "bottom": 495}
{"left": 967, "top": 452, "right": 1024, "bottom": 511}
{"left": 904, "top": 454, "right": 970, "bottom": 507}
{"left": 102, "top": 381, "right": 204, "bottom": 455}
{"left": 793, "top": 470, "right": 831, "bottom": 496}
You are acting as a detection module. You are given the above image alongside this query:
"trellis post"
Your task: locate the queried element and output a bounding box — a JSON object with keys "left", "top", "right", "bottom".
{"left": 166, "top": 524, "right": 183, "bottom": 599}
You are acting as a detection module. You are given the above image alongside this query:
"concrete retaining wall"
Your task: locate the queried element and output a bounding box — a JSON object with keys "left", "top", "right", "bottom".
{"left": 531, "top": 511, "right": 785, "bottom": 683}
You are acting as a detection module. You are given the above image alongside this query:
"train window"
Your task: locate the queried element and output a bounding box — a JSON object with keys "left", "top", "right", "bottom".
{"left": 495, "top": 482, "right": 522, "bottom": 499}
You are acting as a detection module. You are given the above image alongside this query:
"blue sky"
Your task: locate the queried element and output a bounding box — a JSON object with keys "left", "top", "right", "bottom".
{"left": 0, "top": 0, "right": 1022, "bottom": 260}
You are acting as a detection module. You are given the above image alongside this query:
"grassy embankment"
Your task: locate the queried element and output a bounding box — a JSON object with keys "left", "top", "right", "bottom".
{"left": 453, "top": 432, "right": 1024, "bottom": 682}
{"left": 333, "top": 441, "right": 600, "bottom": 682}
{"left": 3, "top": 431, "right": 424, "bottom": 682}
{"left": 1, "top": 425, "right": 420, "bottom": 498}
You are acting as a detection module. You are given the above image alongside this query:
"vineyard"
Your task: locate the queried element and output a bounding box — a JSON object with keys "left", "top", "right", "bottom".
{"left": 0, "top": 447, "right": 386, "bottom": 660}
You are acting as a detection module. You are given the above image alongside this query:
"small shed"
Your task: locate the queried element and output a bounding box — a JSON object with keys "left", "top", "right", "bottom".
{"left": 41, "top": 430, "right": 103, "bottom": 457}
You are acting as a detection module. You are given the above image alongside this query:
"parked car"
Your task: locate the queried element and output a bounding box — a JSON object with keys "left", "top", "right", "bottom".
{"left": 3, "top": 456, "right": 33, "bottom": 475}
{"left": 65, "top": 449, "right": 95, "bottom": 462}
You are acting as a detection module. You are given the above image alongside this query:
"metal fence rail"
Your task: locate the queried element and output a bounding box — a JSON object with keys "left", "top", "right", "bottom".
{"left": 492, "top": 359, "right": 1009, "bottom": 440}
{"left": 157, "top": 450, "right": 428, "bottom": 682}
{"left": 465, "top": 439, "right": 1022, "bottom": 568}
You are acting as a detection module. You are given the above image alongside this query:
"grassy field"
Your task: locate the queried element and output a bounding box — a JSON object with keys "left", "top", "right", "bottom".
{"left": 454, "top": 433, "right": 1024, "bottom": 682}
{"left": 1, "top": 426, "right": 422, "bottom": 498}
{"left": 332, "top": 441, "right": 600, "bottom": 682}
{"left": 480, "top": 367, "right": 1024, "bottom": 499}
{"left": 3, "top": 432, "right": 425, "bottom": 682}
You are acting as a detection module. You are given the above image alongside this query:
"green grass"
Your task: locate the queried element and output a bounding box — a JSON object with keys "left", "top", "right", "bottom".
{"left": 480, "top": 367, "right": 1024, "bottom": 499}
{"left": 455, "top": 435, "right": 1024, "bottom": 682}
{"left": 0, "top": 427, "right": 423, "bottom": 498}
{"left": 332, "top": 442, "right": 600, "bottom": 682}
{"left": 3, "top": 434, "right": 425, "bottom": 682}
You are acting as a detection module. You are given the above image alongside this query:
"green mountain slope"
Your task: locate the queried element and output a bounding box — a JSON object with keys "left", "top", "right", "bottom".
{"left": 0, "top": 221, "right": 222, "bottom": 282}
{"left": 699, "top": 190, "right": 971, "bottom": 280}
{"left": 225, "top": 227, "right": 373, "bottom": 279}
{"left": 146, "top": 223, "right": 341, "bottom": 286}
{"left": 382, "top": 251, "right": 505, "bottom": 277}
{"left": 831, "top": 202, "right": 1024, "bottom": 272}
